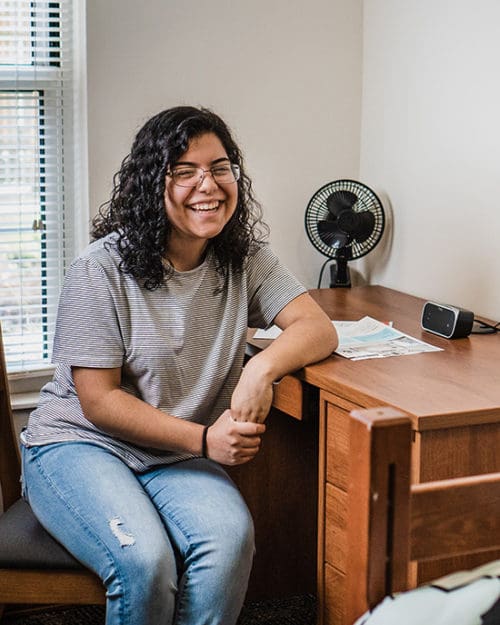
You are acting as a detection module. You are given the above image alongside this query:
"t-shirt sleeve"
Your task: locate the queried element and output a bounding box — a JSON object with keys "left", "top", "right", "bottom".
{"left": 51, "top": 256, "right": 125, "bottom": 368}
{"left": 246, "top": 245, "right": 307, "bottom": 328}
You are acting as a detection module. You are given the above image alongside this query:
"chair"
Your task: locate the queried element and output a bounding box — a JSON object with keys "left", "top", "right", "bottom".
{"left": 345, "top": 406, "right": 500, "bottom": 625}
{"left": 0, "top": 323, "right": 105, "bottom": 620}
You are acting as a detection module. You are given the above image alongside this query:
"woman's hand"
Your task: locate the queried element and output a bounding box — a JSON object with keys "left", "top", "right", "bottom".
{"left": 230, "top": 359, "right": 274, "bottom": 423}
{"left": 206, "top": 410, "right": 266, "bottom": 465}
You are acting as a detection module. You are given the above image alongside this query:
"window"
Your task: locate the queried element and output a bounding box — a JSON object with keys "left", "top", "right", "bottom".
{"left": 0, "top": 0, "right": 87, "bottom": 375}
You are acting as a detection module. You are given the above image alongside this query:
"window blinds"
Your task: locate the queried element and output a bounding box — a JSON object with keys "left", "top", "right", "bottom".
{"left": 0, "top": 0, "right": 76, "bottom": 373}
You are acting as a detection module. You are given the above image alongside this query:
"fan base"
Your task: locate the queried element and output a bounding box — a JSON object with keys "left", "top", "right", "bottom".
{"left": 329, "top": 261, "right": 351, "bottom": 288}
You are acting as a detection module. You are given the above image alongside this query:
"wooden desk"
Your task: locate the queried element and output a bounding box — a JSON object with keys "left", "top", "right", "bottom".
{"left": 246, "top": 285, "right": 500, "bottom": 624}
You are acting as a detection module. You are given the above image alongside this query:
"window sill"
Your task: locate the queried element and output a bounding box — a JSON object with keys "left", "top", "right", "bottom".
{"left": 8, "top": 367, "right": 53, "bottom": 396}
{"left": 11, "top": 392, "right": 40, "bottom": 411}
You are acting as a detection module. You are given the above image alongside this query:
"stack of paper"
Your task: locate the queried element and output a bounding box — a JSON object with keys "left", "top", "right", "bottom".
{"left": 253, "top": 316, "right": 442, "bottom": 361}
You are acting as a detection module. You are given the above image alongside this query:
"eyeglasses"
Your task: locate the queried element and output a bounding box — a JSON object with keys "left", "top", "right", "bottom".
{"left": 168, "top": 163, "right": 240, "bottom": 188}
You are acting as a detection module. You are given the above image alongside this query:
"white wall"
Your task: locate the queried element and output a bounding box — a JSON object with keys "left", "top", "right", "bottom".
{"left": 86, "top": 0, "right": 363, "bottom": 289}
{"left": 359, "top": 0, "right": 500, "bottom": 319}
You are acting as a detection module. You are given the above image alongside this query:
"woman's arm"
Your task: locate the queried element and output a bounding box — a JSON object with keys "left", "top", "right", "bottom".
{"left": 72, "top": 366, "right": 265, "bottom": 465}
{"left": 230, "top": 292, "right": 338, "bottom": 422}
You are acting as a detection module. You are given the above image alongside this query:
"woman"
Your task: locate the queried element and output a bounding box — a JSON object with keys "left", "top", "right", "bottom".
{"left": 21, "top": 106, "right": 337, "bottom": 625}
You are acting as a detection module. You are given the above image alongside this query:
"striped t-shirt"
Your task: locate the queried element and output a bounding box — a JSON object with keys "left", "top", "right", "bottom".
{"left": 22, "top": 234, "right": 306, "bottom": 471}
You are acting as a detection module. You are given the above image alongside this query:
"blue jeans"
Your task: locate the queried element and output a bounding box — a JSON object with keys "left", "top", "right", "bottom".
{"left": 21, "top": 442, "right": 255, "bottom": 625}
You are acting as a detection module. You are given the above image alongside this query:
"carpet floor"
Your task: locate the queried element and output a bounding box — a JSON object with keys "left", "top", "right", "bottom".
{"left": 2, "top": 595, "right": 317, "bottom": 625}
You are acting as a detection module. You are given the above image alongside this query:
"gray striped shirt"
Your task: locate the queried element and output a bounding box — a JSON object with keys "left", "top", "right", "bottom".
{"left": 23, "top": 234, "right": 306, "bottom": 471}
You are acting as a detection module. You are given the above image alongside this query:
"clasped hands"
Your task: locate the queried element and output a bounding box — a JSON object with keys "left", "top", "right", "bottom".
{"left": 204, "top": 360, "right": 274, "bottom": 466}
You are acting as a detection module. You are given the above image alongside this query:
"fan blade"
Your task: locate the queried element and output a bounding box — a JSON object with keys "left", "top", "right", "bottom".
{"left": 318, "top": 221, "right": 349, "bottom": 249}
{"left": 337, "top": 209, "right": 375, "bottom": 243}
{"left": 353, "top": 211, "right": 376, "bottom": 243}
{"left": 326, "top": 190, "right": 358, "bottom": 217}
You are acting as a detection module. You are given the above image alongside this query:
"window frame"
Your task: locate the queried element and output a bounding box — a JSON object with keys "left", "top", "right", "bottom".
{"left": 1, "top": 0, "right": 89, "bottom": 393}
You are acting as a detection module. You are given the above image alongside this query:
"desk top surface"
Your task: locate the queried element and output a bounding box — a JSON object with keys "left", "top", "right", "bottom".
{"left": 249, "top": 285, "right": 500, "bottom": 428}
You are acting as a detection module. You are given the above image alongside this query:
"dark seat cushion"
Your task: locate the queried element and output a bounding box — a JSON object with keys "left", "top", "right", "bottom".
{"left": 0, "top": 498, "right": 85, "bottom": 569}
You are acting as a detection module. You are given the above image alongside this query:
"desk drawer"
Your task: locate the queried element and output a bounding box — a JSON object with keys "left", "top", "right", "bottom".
{"left": 272, "top": 375, "right": 303, "bottom": 420}
{"left": 325, "top": 398, "right": 360, "bottom": 490}
{"left": 272, "top": 376, "right": 318, "bottom": 421}
{"left": 323, "top": 562, "right": 345, "bottom": 625}
{"left": 325, "top": 483, "right": 347, "bottom": 573}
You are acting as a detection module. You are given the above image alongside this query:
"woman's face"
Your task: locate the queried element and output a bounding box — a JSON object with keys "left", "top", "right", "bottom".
{"left": 164, "top": 132, "right": 238, "bottom": 260}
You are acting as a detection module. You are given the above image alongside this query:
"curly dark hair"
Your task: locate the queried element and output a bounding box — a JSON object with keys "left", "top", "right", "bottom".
{"left": 91, "top": 106, "right": 269, "bottom": 290}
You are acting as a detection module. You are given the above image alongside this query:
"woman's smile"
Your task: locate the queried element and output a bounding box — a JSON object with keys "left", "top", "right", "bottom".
{"left": 188, "top": 200, "right": 221, "bottom": 212}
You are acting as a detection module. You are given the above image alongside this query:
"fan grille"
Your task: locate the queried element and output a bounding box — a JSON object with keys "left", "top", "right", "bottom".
{"left": 305, "top": 179, "right": 385, "bottom": 259}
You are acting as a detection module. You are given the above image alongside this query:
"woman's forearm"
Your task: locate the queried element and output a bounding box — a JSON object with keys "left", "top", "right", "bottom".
{"left": 249, "top": 316, "right": 337, "bottom": 382}
{"left": 248, "top": 293, "right": 338, "bottom": 384}
{"left": 72, "top": 367, "right": 205, "bottom": 454}
{"left": 72, "top": 366, "right": 266, "bottom": 465}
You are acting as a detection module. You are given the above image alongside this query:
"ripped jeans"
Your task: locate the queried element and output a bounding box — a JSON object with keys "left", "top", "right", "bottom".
{"left": 21, "top": 442, "right": 255, "bottom": 625}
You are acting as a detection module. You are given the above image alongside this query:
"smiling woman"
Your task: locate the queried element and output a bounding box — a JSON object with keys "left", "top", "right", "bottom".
{"left": 91, "top": 105, "right": 267, "bottom": 290}
{"left": 20, "top": 105, "right": 337, "bottom": 625}
{"left": 163, "top": 132, "right": 240, "bottom": 270}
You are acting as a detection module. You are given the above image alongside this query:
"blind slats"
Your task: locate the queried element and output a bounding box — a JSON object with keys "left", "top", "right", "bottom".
{"left": 0, "top": 0, "right": 66, "bottom": 68}
{"left": 0, "top": 0, "right": 75, "bottom": 373}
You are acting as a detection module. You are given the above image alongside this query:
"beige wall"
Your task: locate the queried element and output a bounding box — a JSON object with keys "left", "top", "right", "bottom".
{"left": 359, "top": 0, "right": 500, "bottom": 319}
{"left": 86, "top": 0, "right": 363, "bottom": 289}
{"left": 87, "top": 1, "right": 500, "bottom": 320}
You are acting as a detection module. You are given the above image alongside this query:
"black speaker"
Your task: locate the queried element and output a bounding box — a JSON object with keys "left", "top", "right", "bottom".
{"left": 421, "top": 301, "right": 474, "bottom": 339}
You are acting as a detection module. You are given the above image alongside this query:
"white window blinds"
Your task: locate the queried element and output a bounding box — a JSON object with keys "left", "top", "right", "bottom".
{"left": 0, "top": 0, "right": 85, "bottom": 374}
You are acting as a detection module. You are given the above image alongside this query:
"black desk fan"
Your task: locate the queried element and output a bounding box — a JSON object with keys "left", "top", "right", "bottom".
{"left": 305, "top": 179, "right": 385, "bottom": 287}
